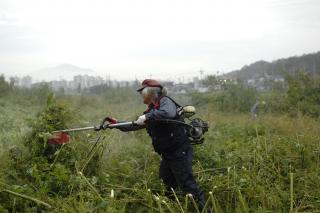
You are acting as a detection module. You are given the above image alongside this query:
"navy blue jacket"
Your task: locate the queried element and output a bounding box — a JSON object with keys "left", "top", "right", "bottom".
{"left": 120, "top": 96, "right": 189, "bottom": 154}
{"left": 144, "top": 96, "right": 178, "bottom": 120}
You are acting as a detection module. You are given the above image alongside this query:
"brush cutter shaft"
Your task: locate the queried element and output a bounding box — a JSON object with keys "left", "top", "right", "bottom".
{"left": 53, "top": 126, "right": 95, "bottom": 133}
{"left": 53, "top": 122, "right": 134, "bottom": 133}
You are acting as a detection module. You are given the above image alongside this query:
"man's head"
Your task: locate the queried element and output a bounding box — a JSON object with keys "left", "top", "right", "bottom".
{"left": 137, "top": 79, "right": 167, "bottom": 104}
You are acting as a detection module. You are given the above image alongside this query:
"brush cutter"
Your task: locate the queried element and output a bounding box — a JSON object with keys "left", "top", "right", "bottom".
{"left": 48, "top": 117, "right": 134, "bottom": 145}
{"left": 48, "top": 116, "right": 209, "bottom": 145}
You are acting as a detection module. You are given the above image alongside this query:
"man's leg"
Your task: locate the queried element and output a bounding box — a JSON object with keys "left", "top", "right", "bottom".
{"left": 169, "top": 146, "right": 207, "bottom": 211}
{"left": 159, "top": 158, "right": 178, "bottom": 200}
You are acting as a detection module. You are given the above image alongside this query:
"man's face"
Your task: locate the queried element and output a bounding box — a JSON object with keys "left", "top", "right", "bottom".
{"left": 140, "top": 87, "right": 152, "bottom": 105}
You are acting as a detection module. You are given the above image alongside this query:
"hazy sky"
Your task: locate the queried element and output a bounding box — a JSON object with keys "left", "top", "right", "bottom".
{"left": 0, "top": 0, "right": 320, "bottom": 81}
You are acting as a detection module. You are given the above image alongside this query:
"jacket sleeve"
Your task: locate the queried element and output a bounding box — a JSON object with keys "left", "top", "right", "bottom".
{"left": 117, "top": 123, "right": 146, "bottom": 132}
{"left": 145, "top": 97, "right": 177, "bottom": 120}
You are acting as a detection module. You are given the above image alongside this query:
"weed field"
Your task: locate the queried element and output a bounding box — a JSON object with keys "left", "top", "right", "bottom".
{"left": 0, "top": 90, "right": 320, "bottom": 212}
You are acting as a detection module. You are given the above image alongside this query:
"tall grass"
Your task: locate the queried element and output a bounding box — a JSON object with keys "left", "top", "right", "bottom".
{"left": 0, "top": 90, "right": 320, "bottom": 212}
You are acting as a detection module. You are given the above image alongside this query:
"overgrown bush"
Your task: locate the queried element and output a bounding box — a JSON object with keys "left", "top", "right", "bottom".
{"left": 285, "top": 71, "right": 320, "bottom": 118}
{"left": 190, "top": 83, "right": 258, "bottom": 113}
{"left": 0, "top": 94, "right": 106, "bottom": 211}
{"left": 0, "top": 74, "right": 11, "bottom": 97}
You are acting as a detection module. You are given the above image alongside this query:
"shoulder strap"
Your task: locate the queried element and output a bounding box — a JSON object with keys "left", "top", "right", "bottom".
{"left": 144, "top": 96, "right": 182, "bottom": 115}
{"left": 163, "top": 96, "right": 185, "bottom": 119}
{"left": 163, "top": 96, "right": 182, "bottom": 108}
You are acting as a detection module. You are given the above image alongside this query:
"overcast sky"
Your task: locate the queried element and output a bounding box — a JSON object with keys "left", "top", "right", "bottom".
{"left": 0, "top": 0, "right": 320, "bottom": 81}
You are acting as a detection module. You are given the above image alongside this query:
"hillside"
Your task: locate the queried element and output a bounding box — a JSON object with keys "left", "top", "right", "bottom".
{"left": 29, "top": 64, "right": 98, "bottom": 82}
{"left": 224, "top": 51, "right": 320, "bottom": 81}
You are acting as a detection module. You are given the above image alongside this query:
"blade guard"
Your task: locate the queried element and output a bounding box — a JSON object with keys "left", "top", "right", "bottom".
{"left": 48, "top": 132, "right": 70, "bottom": 145}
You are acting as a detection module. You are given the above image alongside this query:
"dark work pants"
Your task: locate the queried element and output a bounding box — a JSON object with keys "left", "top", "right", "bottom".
{"left": 159, "top": 144, "right": 206, "bottom": 210}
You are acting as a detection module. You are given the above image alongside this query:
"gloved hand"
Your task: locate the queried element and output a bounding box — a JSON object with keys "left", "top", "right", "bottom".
{"left": 105, "top": 117, "right": 118, "bottom": 124}
{"left": 134, "top": 115, "right": 146, "bottom": 125}
{"left": 96, "top": 116, "right": 118, "bottom": 131}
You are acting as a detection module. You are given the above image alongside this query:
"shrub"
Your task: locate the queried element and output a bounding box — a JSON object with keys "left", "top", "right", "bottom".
{"left": 286, "top": 71, "right": 320, "bottom": 118}
{"left": 190, "top": 83, "right": 258, "bottom": 113}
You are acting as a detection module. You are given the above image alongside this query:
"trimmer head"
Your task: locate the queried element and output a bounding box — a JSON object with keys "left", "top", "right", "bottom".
{"left": 48, "top": 132, "right": 70, "bottom": 145}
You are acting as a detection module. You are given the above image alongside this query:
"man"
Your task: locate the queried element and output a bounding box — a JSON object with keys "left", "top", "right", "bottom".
{"left": 119, "top": 79, "right": 207, "bottom": 211}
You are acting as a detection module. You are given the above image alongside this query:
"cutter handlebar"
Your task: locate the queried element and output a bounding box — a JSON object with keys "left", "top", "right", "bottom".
{"left": 97, "top": 121, "right": 135, "bottom": 131}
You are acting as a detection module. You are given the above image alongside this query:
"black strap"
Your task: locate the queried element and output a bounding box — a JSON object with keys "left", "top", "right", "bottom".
{"left": 164, "top": 96, "right": 182, "bottom": 108}
{"left": 146, "top": 96, "right": 184, "bottom": 120}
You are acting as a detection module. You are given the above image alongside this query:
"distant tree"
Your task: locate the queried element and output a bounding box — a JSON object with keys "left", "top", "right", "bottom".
{"left": 77, "top": 83, "right": 81, "bottom": 94}
{"left": 0, "top": 74, "right": 10, "bottom": 97}
{"left": 89, "top": 84, "right": 108, "bottom": 95}
{"left": 286, "top": 71, "right": 320, "bottom": 117}
{"left": 58, "top": 87, "right": 65, "bottom": 94}
{"left": 214, "top": 82, "right": 258, "bottom": 112}
{"left": 9, "top": 77, "right": 16, "bottom": 88}
{"left": 202, "top": 75, "right": 219, "bottom": 91}
{"left": 30, "top": 83, "right": 52, "bottom": 104}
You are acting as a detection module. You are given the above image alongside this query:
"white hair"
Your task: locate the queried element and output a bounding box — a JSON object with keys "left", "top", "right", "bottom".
{"left": 141, "top": 86, "right": 168, "bottom": 98}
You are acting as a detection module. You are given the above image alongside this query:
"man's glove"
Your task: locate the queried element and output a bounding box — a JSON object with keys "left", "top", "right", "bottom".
{"left": 95, "top": 116, "right": 118, "bottom": 131}
{"left": 134, "top": 115, "right": 146, "bottom": 125}
{"left": 105, "top": 117, "right": 118, "bottom": 124}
